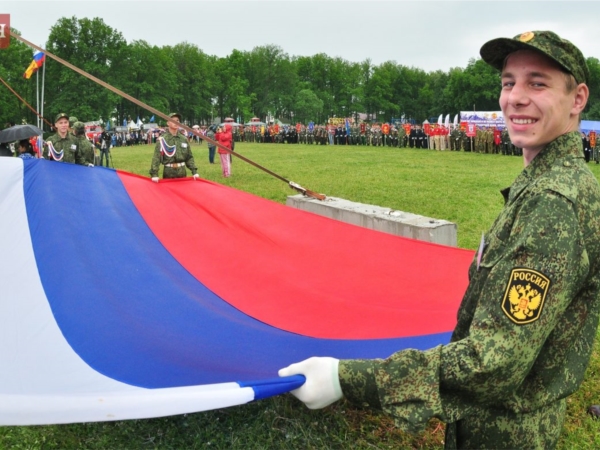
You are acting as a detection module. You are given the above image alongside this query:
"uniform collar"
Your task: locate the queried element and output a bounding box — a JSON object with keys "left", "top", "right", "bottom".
{"left": 502, "top": 131, "right": 583, "bottom": 203}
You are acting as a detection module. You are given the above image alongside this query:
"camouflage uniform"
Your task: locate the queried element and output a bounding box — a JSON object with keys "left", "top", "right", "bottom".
{"left": 72, "top": 122, "right": 95, "bottom": 165}
{"left": 397, "top": 126, "right": 406, "bottom": 148}
{"left": 485, "top": 128, "right": 494, "bottom": 153}
{"left": 43, "top": 117, "right": 85, "bottom": 165}
{"left": 450, "top": 127, "right": 460, "bottom": 151}
{"left": 474, "top": 127, "right": 483, "bottom": 153}
{"left": 149, "top": 131, "right": 198, "bottom": 179}
{"left": 339, "top": 131, "right": 600, "bottom": 449}
{"left": 501, "top": 128, "right": 511, "bottom": 155}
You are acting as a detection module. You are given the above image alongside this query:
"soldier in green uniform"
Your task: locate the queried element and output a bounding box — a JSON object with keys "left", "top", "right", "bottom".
{"left": 460, "top": 127, "right": 470, "bottom": 152}
{"left": 72, "top": 121, "right": 95, "bottom": 166}
{"left": 279, "top": 30, "right": 600, "bottom": 450}
{"left": 397, "top": 125, "right": 406, "bottom": 148}
{"left": 473, "top": 126, "right": 481, "bottom": 152}
{"left": 43, "top": 112, "right": 86, "bottom": 165}
{"left": 150, "top": 113, "right": 199, "bottom": 182}
{"left": 485, "top": 126, "right": 494, "bottom": 153}
{"left": 450, "top": 125, "right": 460, "bottom": 151}
{"left": 501, "top": 127, "right": 511, "bottom": 155}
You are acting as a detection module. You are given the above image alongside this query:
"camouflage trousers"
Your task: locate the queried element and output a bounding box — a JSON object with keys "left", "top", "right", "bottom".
{"left": 444, "top": 398, "right": 566, "bottom": 450}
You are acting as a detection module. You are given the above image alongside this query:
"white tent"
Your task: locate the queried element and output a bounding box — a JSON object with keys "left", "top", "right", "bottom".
{"left": 127, "top": 120, "right": 139, "bottom": 130}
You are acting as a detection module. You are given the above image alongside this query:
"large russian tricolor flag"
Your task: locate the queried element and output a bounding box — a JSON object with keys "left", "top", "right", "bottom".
{"left": 0, "top": 158, "right": 474, "bottom": 425}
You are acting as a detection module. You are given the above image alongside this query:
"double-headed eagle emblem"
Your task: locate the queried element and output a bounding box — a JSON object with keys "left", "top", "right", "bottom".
{"left": 502, "top": 268, "right": 550, "bottom": 325}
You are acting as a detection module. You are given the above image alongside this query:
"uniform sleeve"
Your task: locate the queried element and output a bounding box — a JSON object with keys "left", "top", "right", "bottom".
{"left": 339, "top": 189, "right": 587, "bottom": 433}
{"left": 149, "top": 141, "right": 162, "bottom": 177}
{"left": 184, "top": 140, "right": 198, "bottom": 175}
{"left": 74, "top": 139, "right": 87, "bottom": 166}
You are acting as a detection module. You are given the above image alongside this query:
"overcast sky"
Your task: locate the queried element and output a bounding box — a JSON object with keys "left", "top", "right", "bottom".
{"left": 5, "top": 0, "right": 600, "bottom": 72}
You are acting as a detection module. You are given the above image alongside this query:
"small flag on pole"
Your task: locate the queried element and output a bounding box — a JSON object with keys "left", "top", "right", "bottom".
{"left": 23, "top": 50, "right": 45, "bottom": 79}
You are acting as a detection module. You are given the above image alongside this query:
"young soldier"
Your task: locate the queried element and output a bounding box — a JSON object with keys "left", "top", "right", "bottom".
{"left": 43, "top": 113, "right": 86, "bottom": 165}
{"left": 279, "top": 31, "right": 600, "bottom": 450}
{"left": 149, "top": 113, "right": 199, "bottom": 182}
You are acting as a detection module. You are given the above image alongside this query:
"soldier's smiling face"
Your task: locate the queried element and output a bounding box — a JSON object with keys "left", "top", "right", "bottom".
{"left": 500, "top": 50, "right": 588, "bottom": 154}
{"left": 55, "top": 118, "right": 69, "bottom": 137}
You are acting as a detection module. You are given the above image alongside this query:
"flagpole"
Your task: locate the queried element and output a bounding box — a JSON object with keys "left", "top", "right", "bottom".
{"left": 40, "top": 49, "right": 45, "bottom": 132}
{"left": 35, "top": 64, "right": 39, "bottom": 128}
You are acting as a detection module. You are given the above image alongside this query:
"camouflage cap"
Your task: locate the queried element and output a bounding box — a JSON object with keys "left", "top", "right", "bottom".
{"left": 169, "top": 112, "right": 182, "bottom": 121}
{"left": 55, "top": 112, "right": 69, "bottom": 123}
{"left": 72, "top": 121, "right": 85, "bottom": 133}
{"left": 480, "top": 30, "right": 589, "bottom": 85}
{"left": 69, "top": 116, "right": 79, "bottom": 127}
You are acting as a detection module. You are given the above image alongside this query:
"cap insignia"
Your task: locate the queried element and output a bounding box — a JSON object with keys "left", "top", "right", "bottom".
{"left": 519, "top": 31, "right": 535, "bottom": 43}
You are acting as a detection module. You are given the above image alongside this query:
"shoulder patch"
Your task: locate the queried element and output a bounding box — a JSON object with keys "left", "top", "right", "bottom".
{"left": 501, "top": 268, "right": 551, "bottom": 325}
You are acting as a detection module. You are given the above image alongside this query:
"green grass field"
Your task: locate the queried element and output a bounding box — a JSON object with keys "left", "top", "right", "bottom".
{"left": 2, "top": 142, "right": 600, "bottom": 449}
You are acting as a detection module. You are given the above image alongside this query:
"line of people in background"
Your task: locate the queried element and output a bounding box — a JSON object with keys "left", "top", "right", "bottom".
{"left": 219, "top": 122, "right": 527, "bottom": 156}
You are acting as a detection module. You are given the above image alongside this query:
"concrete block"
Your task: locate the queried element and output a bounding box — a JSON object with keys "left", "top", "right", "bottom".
{"left": 286, "top": 195, "right": 457, "bottom": 246}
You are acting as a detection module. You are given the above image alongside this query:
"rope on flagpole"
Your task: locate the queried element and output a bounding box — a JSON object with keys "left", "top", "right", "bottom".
{"left": 11, "top": 34, "right": 326, "bottom": 201}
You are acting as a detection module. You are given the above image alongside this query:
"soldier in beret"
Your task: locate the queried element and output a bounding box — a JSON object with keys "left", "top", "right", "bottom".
{"left": 43, "top": 113, "right": 86, "bottom": 165}
{"left": 149, "top": 113, "right": 199, "bottom": 182}
{"left": 279, "top": 31, "right": 600, "bottom": 449}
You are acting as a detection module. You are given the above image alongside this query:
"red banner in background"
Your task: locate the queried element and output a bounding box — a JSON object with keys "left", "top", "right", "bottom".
{"left": 0, "top": 15, "right": 10, "bottom": 49}
{"left": 424, "top": 123, "right": 431, "bottom": 135}
{"left": 591, "top": 131, "right": 596, "bottom": 148}
{"left": 466, "top": 123, "right": 477, "bottom": 137}
{"left": 403, "top": 124, "right": 411, "bottom": 136}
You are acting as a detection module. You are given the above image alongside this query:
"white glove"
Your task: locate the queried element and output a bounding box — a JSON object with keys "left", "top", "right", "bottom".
{"left": 193, "top": 173, "right": 200, "bottom": 180}
{"left": 278, "top": 357, "right": 342, "bottom": 409}
{"left": 151, "top": 177, "right": 159, "bottom": 183}
{"left": 88, "top": 163, "right": 94, "bottom": 167}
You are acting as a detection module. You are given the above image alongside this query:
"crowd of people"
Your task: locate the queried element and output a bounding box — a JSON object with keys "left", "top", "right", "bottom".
{"left": 189, "top": 121, "right": 598, "bottom": 161}
{"left": 3, "top": 111, "right": 600, "bottom": 183}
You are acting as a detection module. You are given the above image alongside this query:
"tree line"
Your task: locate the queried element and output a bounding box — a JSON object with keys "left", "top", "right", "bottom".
{"left": 3, "top": 16, "right": 600, "bottom": 129}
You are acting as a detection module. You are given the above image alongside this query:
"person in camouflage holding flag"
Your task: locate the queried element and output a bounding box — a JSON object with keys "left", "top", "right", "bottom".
{"left": 43, "top": 113, "right": 86, "bottom": 165}
{"left": 72, "top": 121, "right": 95, "bottom": 166}
{"left": 279, "top": 31, "right": 600, "bottom": 450}
{"left": 150, "top": 113, "right": 199, "bottom": 182}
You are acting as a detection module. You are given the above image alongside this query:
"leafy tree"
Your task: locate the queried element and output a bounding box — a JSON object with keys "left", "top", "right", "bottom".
{"left": 294, "top": 89, "right": 323, "bottom": 124}
{"left": 5, "top": 14, "right": 600, "bottom": 131}
{"left": 583, "top": 57, "right": 600, "bottom": 120}
{"left": 445, "top": 58, "right": 500, "bottom": 113}
{"left": 246, "top": 45, "right": 296, "bottom": 120}
{"left": 166, "top": 42, "right": 215, "bottom": 125}
{"left": 45, "top": 16, "right": 127, "bottom": 123}
{"left": 213, "top": 50, "right": 255, "bottom": 124}
{"left": 115, "top": 40, "right": 177, "bottom": 126}
{"left": 0, "top": 30, "right": 41, "bottom": 126}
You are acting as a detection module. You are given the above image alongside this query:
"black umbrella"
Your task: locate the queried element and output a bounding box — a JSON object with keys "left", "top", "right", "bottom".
{"left": 0, "top": 124, "right": 43, "bottom": 143}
